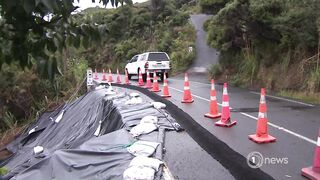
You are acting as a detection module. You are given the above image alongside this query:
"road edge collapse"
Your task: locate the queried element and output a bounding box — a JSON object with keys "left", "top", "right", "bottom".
{"left": 113, "top": 83, "right": 275, "bottom": 180}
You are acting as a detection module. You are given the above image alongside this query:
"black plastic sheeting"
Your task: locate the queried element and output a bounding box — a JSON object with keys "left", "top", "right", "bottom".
{"left": 7, "top": 130, "right": 133, "bottom": 180}
{"left": 0, "top": 86, "right": 181, "bottom": 180}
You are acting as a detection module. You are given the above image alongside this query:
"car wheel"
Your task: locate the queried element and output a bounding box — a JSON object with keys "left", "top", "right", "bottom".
{"left": 160, "top": 73, "right": 164, "bottom": 82}
{"left": 126, "top": 69, "right": 132, "bottom": 80}
{"left": 142, "top": 74, "right": 147, "bottom": 82}
{"left": 137, "top": 69, "right": 141, "bottom": 79}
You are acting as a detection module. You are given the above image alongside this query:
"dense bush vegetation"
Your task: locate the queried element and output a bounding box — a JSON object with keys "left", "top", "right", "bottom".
{"left": 200, "top": 0, "right": 231, "bottom": 14}
{"left": 72, "top": 0, "right": 196, "bottom": 74}
{"left": 204, "top": 0, "right": 320, "bottom": 95}
{"left": 0, "top": 0, "right": 196, "bottom": 135}
{"left": 0, "top": 0, "right": 128, "bottom": 135}
{"left": 0, "top": 58, "right": 88, "bottom": 133}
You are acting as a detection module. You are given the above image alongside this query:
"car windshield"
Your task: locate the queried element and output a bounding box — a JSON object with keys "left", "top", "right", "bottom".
{"left": 148, "top": 53, "right": 169, "bottom": 61}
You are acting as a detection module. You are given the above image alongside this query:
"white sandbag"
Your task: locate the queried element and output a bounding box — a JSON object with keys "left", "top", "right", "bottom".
{"left": 127, "top": 141, "right": 160, "bottom": 157}
{"left": 105, "top": 87, "right": 116, "bottom": 95}
{"left": 130, "top": 92, "right": 140, "bottom": 98}
{"left": 95, "top": 85, "right": 105, "bottom": 90}
{"left": 130, "top": 123, "right": 158, "bottom": 137}
{"left": 151, "top": 102, "right": 166, "bottom": 109}
{"left": 125, "top": 97, "right": 143, "bottom": 105}
{"left": 104, "top": 83, "right": 116, "bottom": 95}
{"left": 123, "top": 166, "right": 155, "bottom": 180}
{"left": 129, "top": 156, "right": 163, "bottom": 171}
{"left": 140, "top": 116, "right": 158, "bottom": 124}
{"left": 33, "top": 146, "right": 44, "bottom": 155}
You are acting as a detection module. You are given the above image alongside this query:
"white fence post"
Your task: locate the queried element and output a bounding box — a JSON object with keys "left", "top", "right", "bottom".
{"left": 87, "top": 69, "right": 93, "bottom": 92}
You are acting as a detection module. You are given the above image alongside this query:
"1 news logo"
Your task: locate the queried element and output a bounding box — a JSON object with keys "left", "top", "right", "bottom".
{"left": 247, "top": 151, "right": 288, "bottom": 168}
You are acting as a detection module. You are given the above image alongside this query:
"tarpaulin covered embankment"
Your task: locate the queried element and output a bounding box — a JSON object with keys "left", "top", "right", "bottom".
{"left": 0, "top": 84, "right": 181, "bottom": 180}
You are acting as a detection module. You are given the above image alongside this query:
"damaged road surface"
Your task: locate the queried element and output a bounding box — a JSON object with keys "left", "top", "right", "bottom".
{"left": 1, "top": 81, "right": 274, "bottom": 180}
{"left": 0, "top": 84, "right": 181, "bottom": 180}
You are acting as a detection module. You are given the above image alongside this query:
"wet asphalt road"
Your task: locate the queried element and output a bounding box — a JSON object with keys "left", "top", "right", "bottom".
{"left": 96, "top": 73, "right": 319, "bottom": 180}
{"left": 189, "top": 14, "right": 219, "bottom": 74}
{"left": 93, "top": 14, "right": 320, "bottom": 180}
{"left": 94, "top": 73, "right": 236, "bottom": 180}
{"left": 164, "top": 78, "right": 319, "bottom": 180}
{"left": 164, "top": 14, "right": 319, "bottom": 179}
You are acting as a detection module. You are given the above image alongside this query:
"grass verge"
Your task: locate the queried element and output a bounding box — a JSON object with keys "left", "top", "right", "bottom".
{"left": 277, "top": 90, "right": 320, "bottom": 105}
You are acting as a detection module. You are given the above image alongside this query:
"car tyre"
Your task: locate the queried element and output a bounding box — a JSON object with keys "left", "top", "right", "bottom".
{"left": 143, "top": 74, "right": 147, "bottom": 82}
{"left": 160, "top": 72, "right": 169, "bottom": 82}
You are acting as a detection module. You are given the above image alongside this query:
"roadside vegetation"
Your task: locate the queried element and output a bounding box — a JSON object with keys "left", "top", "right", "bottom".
{"left": 0, "top": 0, "right": 196, "bottom": 145}
{"left": 0, "top": 167, "right": 8, "bottom": 176}
{"left": 202, "top": 0, "right": 320, "bottom": 104}
{"left": 72, "top": 0, "right": 196, "bottom": 74}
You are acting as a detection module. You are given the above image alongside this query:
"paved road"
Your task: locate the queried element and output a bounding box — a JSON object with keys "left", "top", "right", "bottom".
{"left": 165, "top": 78, "right": 319, "bottom": 180}
{"left": 189, "top": 14, "right": 219, "bottom": 74}
{"left": 166, "top": 14, "right": 319, "bottom": 179}
{"left": 93, "top": 14, "right": 319, "bottom": 179}
{"left": 93, "top": 73, "right": 236, "bottom": 180}
{"left": 97, "top": 71, "right": 320, "bottom": 180}
{"left": 95, "top": 72, "right": 319, "bottom": 180}
{"left": 167, "top": 14, "right": 319, "bottom": 179}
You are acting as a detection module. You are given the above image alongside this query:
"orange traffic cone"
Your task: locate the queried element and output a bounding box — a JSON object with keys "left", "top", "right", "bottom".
{"left": 161, "top": 73, "right": 171, "bottom": 98}
{"left": 102, "top": 69, "right": 107, "bottom": 81}
{"left": 181, "top": 73, "right": 194, "bottom": 103}
{"left": 108, "top": 69, "right": 113, "bottom": 82}
{"left": 125, "top": 69, "right": 130, "bottom": 85}
{"left": 138, "top": 70, "right": 144, "bottom": 86}
{"left": 204, "top": 79, "right": 221, "bottom": 118}
{"left": 248, "top": 88, "right": 276, "bottom": 143}
{"left": 116, "top": 68, "right": 121, "bottom": 83}
{"left": 145, "top": 71, "right": 152, "bottom": 89}
{"left": 301, "top": 129, "right": 320, "bottom": 179}
{"left": 94, "top": 69, "right": 99, "bottom": 80}
{"left": 151, "top": 71, "right": 161, "bottom": 92}
{"left": 215, "top": 83, "right": 236, "bottom": 127}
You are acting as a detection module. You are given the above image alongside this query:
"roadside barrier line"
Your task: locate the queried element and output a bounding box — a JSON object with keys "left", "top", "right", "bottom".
{"left": 169, "top": 86, "right": 317, "bottom": 145}
{"left": 250, "top": 91, "right": 314, "bottom": 107}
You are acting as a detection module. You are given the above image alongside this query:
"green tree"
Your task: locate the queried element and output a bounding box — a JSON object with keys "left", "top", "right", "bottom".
{"left": 200, "top": 0, "right": 232, "bottom": 14}
{"left": 206, "top": 0, "right": 320, "bottom": 90}
{"left": 0, "top": 0, "right": 132, "bottom": 79}
{"left": 151, "top": 0, "right": 164, "bottom": 14}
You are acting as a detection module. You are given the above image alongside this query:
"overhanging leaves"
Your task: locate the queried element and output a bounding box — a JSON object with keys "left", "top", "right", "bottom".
{"left": 0, "top": 0, "right": 132, "bottom": 79}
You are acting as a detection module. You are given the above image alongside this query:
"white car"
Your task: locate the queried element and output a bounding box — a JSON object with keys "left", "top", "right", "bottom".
{"left": 125, "top": 52, "right": 171, "bottom": 81}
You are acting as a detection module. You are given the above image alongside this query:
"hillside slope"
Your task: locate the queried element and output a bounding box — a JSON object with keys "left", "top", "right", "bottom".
{"left": 71, "top": 0, "right": 196, "bottom": 74}
{"left": 203, "top": 0, "right": 320, "bottom": 103}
